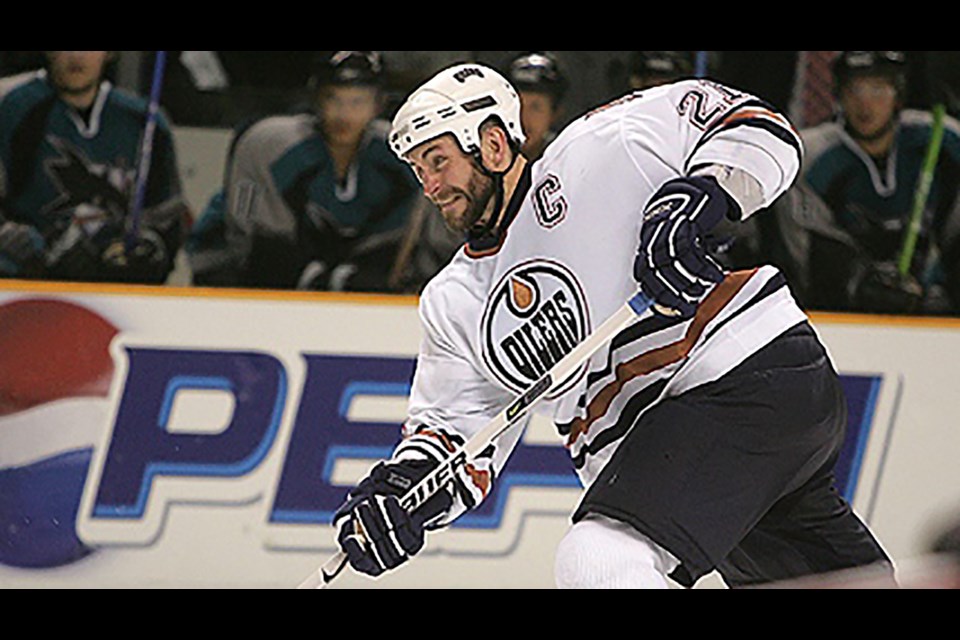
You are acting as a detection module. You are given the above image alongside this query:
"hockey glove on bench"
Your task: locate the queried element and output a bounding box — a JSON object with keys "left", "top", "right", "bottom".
{"left": 0, "top": 221, "right": 46, "bottom": 278}
{"left": 635, "top": 176, "right": 737, "bottom": 318}
{"left": 334, "top": 430, "right": 490, "bottom": 578}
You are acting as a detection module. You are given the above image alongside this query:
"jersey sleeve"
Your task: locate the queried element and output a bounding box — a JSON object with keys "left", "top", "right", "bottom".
{"left": 0, "top": 91, "right": 9, "bottom": 211}
{"left": 397, "top": 272, "right": 523, "bottom": 527}
{"left": 219, "top": 124, "right": 263, "bottom": 278}
{"left": 216, "top": 117, "right": 303, "bottom": 281}
{"left": 0, "top": 74, "right": 45, "bottom": 218}
{"left": 0, "top": 134, "right": 8, "bottom": 217}
{"left": 932, "top": 114, "right": 960, "bottom": 305}
{"left": 622, "top": 80, "right": 804, "bottom": 215}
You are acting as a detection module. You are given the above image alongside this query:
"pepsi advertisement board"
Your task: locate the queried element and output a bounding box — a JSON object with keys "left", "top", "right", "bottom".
{"left": 1, "top": 283, "right": 958, "bottom": 588}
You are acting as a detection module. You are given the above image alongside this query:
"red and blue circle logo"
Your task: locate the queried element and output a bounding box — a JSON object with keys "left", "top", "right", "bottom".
{"left": 0, "top": 299, "right": 118, "bottom": 569}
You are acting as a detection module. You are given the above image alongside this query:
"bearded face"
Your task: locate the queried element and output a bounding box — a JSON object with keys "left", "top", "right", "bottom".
{"left": 407, "top": 135, "right": 498, "bottom": 235}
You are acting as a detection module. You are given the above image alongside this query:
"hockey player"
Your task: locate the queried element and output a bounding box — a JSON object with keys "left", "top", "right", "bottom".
{"left": 781, "top": 51, "right": 960, "bottom": 315}
{"left": 0, "top": 51, "right": 187, "bottom": 284}
{"left": 628, "top": 51, "right": 694, "bottom": 91}
{"left": 187, "top": 51, "right": 422, "bottom": 291}
{"left": 334, "top": 64, "right": 891, "bottom": 588}
{"left": 386, "top": 53, "right": 570, "bottom": 294}
{"left": 507, "top": 52, "right": 568, "bottom": 160}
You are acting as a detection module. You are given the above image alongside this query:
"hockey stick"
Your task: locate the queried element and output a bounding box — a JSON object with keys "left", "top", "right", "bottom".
{"left": 898, "top": 103, "right": 947, "bottom": 277}
{"left": 297, "top": 291, "right": 656, "bottom": 590}
{"left": 695, "top": 51, "right": 710, "bottom": 79}
{"left": 125, "top": 51, "right": 168, "bottom": 255}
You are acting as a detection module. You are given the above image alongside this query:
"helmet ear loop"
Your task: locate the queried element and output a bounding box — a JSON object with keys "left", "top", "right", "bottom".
{"left": 467, "top": 150, "right": 505, "bottom": 238}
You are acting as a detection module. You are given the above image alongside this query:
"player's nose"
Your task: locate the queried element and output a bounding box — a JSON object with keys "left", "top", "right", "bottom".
{"left": 422, "top": 172, "right": 443, "bottom": 199}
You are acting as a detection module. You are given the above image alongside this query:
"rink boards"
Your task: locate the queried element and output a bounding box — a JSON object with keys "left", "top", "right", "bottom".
{"left": 0, "top": 281, "right": 958, "bottom": 589}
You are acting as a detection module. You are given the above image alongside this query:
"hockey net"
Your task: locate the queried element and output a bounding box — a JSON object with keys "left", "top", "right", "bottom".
{"left": 790, "top": 51, "right": 842, "bottom": 129}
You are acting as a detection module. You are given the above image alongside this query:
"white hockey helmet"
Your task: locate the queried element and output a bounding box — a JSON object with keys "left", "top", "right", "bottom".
{"left": 389, "top": 63, "right": 526, "bottom": 161}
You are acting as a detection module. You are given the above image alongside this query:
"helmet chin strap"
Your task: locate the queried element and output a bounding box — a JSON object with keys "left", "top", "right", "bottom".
{"left": 468, "top": 144, "right": 520, "bottom": 239}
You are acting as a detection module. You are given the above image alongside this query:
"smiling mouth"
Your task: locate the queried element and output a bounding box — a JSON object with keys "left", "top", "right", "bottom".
{"left": 436, "top": 195, "right": 463, "bottom": 210}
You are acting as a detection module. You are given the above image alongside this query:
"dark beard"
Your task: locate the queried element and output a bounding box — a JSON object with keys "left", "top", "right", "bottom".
{"left": 446, "top": 169, "right": 496, "bottom": 234}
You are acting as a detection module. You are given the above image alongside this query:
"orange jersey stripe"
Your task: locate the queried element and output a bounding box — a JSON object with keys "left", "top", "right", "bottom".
{"left": 465, "top": 464, "right": 493, "bottom": 498}
{"left": 566, "top": 269, "right": 760, "bottom": 448}
{"left": 716, "top": 107, "right": 800, "bottom": 137}
{"left": 413, "top": 428, "right": 458, "bottom": 454}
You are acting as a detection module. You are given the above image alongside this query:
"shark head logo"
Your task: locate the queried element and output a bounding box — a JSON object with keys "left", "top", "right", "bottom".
{"left": 42, "top": 136, "right": 131, "bottom": 226}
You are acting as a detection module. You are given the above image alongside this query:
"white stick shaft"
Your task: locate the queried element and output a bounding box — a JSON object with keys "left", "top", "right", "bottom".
{"left": 298, "top": 553, "right": 348, "bottom": 590}
{"left": 466, "top": 300, "right": 645, "bottom": 460}
{"left": 297, "top": 293, "right": 654, "bottom": 589}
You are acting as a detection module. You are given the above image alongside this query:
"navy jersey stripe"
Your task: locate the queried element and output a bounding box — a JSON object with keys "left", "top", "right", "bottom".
{"left": 700, "top": 272, "right": 790, "bottom": 345}
{"left": 586, "top": 313, "right": 688, "bottom": 388}
{"left": 572, "top": 379, "right": 670, "bottom": 470}
{"left": 686, "top": 107, "right": 802, "bottom": 175}
{"left": 564, "top": 273, "right": 787, "bottom": 470}
{"left": 561, "top": 270, "right": 759, "bottom": 450}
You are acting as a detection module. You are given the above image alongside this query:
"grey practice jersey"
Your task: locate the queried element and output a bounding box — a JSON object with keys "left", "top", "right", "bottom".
{"left": 401, "top": 80, "right": 807, "bottom": 522}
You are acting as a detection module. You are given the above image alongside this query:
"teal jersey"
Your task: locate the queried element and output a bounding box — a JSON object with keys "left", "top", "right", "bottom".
{"left": 189, "top": 113, "right": 420, "bottom": 290}
{"left": 798, "top": 111, "right": 960, "bottom": 312}
{"left": 271, "top": 120, "right": 415, "bottom": 238}
{"left": 0, "top": 72, "right": 186, "bottom": 263}
{"left": 803, "top": 111, "right": 960, "bottom": 267}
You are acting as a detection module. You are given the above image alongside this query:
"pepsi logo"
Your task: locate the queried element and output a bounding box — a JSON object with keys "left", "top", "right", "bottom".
{"left": 0, "top": 299, "right": 118, "bottom": 569}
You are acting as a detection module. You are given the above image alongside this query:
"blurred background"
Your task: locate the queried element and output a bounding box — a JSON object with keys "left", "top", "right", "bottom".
{"left": 3, "top": 51, "right": 954, "bottom": 129}
{"left": 1, "top": 51, "right": 950, "bottom": 129}
{"left": 4, "top": 50, "right": 960, "bottom": 307}
{"left": 2, "top": 51, "right": 959, "bottom": 589}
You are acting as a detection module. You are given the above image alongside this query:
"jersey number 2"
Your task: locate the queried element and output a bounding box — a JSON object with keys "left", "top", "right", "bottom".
{"left": 678, "top": 82, "right": 744, "bottom": 130}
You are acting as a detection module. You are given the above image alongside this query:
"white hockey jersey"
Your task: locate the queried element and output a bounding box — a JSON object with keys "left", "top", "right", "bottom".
{"left": 402, "top": 80, "right": 808, "bottom": 517}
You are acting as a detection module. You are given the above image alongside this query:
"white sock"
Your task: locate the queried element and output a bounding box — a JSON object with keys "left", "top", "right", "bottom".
{"left": 555, "top": 515, "right": 680, "bottom": 589}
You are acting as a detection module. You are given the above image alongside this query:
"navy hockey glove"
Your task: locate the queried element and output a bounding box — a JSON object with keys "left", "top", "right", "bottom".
{"left": 334, "top": 460, "right": 452, "bottom": 578}
{"left": 635, "top": 177, "right": 736, "bottom": 318}
{"left": 0, "top": 221, "right": 46, "bottom": 278}
{"left": 334, "top": 431, "right": 490, "bottom": 578}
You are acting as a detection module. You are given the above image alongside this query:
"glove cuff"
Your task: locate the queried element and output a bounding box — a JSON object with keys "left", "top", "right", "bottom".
{"left": 395, "top": 428, "right": 493, "bottom": 527}
{"left": 649, "top": 176, "right": 740, "bottom": 233}
{"left": 687, "top": 175, "right": 743, "bottom": 225}
{"left": 393, "top": 429, "right": 459, "bottom": 466}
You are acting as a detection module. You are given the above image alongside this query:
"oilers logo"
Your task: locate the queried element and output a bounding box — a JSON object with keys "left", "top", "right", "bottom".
{"left": 481, "top": 260, "right": 591, "bottom": 400}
